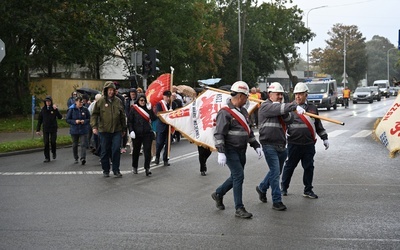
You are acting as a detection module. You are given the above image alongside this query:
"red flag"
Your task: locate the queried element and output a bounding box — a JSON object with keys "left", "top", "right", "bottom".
{"left": 146, "top": 74, "right": 171, "bottom": 106}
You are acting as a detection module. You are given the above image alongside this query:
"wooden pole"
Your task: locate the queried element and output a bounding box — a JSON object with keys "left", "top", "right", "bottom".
{"left": 167, "top": 67, "right": 175, "bottom": 158}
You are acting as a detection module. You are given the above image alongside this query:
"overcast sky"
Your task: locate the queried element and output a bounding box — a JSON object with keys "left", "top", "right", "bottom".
{"left": 261, "top": 0, "right": 399, "bottom": 60}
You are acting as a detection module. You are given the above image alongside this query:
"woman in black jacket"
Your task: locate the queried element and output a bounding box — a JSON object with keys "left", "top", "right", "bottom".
{"left": 128, "top": 94, "right": 156, "bottom": 176}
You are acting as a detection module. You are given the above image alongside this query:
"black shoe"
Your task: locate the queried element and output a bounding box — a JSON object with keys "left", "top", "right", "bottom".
{"left": 44, "top": 158, "right": 50, "bottom": 163}
{"left": 52, "top": 153, "right": 56, "bottom": 159}
{"left": 272, "top": 202, "right": 287, "bottom": 211}
{"left": 163, "top": 161, "right": 170, "bottom": 166}
{"left": 114, "top": 172, "right": 123, "bottom": 178}
{"left": 201, "top": 171, "right": 206, "bottom": 176}
{"left": 211, "top": 192, "right": 225, "bottom": 210}
{"left": 81, "top": 158, "right": 86, "bottom": 165}
{"left": 281, "top": 189, "right": 288, "bottom": 196}
{"left": 155, "top": 158, "right": 160, "bottom": 165}
{"left": 256, "top": 186, "right": 267, "bottom": 203}
{"left": 235, "top": 207, "right": 253, "bottom": 218}
{"left": 103, "top": 172, "right": 110, "bottom": 177}
{"left": 133, "top": 168, "right": 138, "bottom": 174}
{"left": 145, "top": 169, "right": 152, "bottom": 176}
{"left": 303, "top": 191, "right": 318, "bottom": 199}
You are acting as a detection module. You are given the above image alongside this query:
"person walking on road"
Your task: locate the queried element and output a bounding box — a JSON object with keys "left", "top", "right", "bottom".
{"left": 212, "top": 81, "right": 263, "bottom": 219}
{"left": 90, "top": 81, "right": 127, "bottom": 178}
{"left": 127, "top": 94, "right": 156, "bottom": 176}
{"left": 36, "top": 95, "right": 63, "bottom": 162}
{"left": 281, "top": 82, "right": 329, "bottom": 199}
{"left": 66, "top": 96, "right": 91, "bottom": 165}
{"left": 256, "top": 82, "right": 303, "bottom": 211}
{"left": 154, "top": 90, "right": 173, "bottom": 167}
{"left": 342, "top": 86, "right": 351, "bottom": 108}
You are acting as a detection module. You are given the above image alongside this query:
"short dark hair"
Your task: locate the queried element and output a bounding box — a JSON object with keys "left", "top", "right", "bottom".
{"left": 163, "top": 90, "right": 172, "bottom": 97}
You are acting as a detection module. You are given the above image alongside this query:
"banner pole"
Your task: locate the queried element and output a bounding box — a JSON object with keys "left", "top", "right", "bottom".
{"left": 167, "top": 67, "right": 175, "bottom": 159}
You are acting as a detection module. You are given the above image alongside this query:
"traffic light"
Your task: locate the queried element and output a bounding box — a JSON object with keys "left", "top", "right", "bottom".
{"left": 142, "top": 54, "right": 151, "bottom": 75}
{"left": 149, "top": 48, "right": 160, "bottom": 75}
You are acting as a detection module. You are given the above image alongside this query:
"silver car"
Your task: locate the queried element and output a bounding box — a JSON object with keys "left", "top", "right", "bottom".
{"left": 353, "top": 87, "right": 373, "bottom": 104}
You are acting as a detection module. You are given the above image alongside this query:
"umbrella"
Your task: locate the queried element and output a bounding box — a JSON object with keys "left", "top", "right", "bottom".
{"left": 198, "top": 78, "right": 222, "bottom": 86}
{"left": 175, "top": 85, "right": 197, "bottom": 98}
{"left": 77, "top": 88, "right": 101, "bottom": 99}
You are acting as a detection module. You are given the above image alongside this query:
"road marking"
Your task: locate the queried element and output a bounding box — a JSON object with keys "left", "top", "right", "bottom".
{"left": 328, "top": 130, "right": 348, "bottom": 137}
{"left": 0, "top": 152, "right": 200, "bottom": 176}
{"left": 351, "top": 130, "right": 372, "bottom": 137}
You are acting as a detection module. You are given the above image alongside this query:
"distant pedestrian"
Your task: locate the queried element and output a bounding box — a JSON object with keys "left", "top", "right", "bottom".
{"left": 343, "top": 86, "right": 351, "bottom": 108}
{"left": 66, "top": 96, "right": 91, "bottom": 165}
{"left": 90, "top": 81, "right": 127, "bottom": 178}
{"left": 36, "top": 96, "right": 63, "bottom": 162}
{"left": 67, "top": 91, "right": 77, "bottom": 108}
{"left": 155, "top": 90, "right": 173, "bottom": 166}
{"left": 211, "top": 81, "right": 263, "bottom": 219}
{"left": 128, "top": 94, "right": 156, "bottom": 176}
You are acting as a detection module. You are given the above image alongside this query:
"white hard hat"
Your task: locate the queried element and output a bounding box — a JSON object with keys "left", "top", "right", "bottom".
{"left": 231, "top": 81, "right": 249, "bottom": 95}
{"left": 268, "top": 82, "right": 284, "bottom": 93}
{"left": 293, "top": 82, "right": 309, "bottom": 93}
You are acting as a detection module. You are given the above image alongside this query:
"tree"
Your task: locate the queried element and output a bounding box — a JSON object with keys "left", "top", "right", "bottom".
{"left": 320, "top": 24, "right": 367, "bottom": 88}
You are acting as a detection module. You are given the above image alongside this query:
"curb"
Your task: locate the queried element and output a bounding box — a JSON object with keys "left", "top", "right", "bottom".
{"left": 0, "top": 145, "right": 72, "bottom": 158}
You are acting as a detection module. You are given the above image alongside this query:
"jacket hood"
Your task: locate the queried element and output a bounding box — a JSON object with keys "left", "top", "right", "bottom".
{"left": 103, "top": 81, "right": 116, "bottom": 96}
{"left": 44, "top": 95, "right": 53, "bottom": 105}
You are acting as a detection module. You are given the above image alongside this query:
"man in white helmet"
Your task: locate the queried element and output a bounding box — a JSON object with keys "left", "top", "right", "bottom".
{"left": 212, "top": 81, "right": 263, "bottom": 219}
{"left": 256, "top": 82, "right": 305, "bottom": 211}
{"left": 281, "top": 82, "right": 329, "bottom": 199}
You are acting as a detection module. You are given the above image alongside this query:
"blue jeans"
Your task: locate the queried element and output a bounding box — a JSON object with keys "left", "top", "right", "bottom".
{"left": 281, "top": 143, "right": 316, "bottom": 193}
{"left": 99, "top": 132, "right": 122, "bottom": 174}
{"left": 215, "top": 147, "right": 246, "bottom": 210}
{"left": 259, "top": 144, "right": 287, "bottom": 203}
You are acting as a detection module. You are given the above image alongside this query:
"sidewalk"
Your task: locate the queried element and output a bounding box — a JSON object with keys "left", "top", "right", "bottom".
{"left": 0, "top": 128, "right": 70, "bottom": 143}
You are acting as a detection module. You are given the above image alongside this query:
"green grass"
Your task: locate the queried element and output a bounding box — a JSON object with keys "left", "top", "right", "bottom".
{"left": 0, "top": 136, "right": 72, "bottom": 153}
{"left": 0, "top": 117, "right": 69, "bottom": 133}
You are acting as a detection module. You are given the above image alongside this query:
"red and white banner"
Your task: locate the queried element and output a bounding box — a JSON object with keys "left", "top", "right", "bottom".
{"left": 373, "top": 94, "right": 400, "bottom": 158}
{"left": 157, "top": 89, "right": 259, "bottom": 151}
{"left": 146, "top": 74, "right": 171, "bottom": 107}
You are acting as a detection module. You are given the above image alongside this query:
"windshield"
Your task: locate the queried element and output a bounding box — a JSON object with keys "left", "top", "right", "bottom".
{"left": 374, "top": 83, "right": 387, "bottom": 88}
{"left": 356, "top": 87, "right": 370, "bottom": 92}
{"left": 306, "top": 83, "right": 328, "bottom": 94}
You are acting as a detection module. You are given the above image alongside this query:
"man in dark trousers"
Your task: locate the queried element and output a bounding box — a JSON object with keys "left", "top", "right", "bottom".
{"left": 155, "top": 90, "right": 173, "bottom": 166}
{"left": 36, "top": 95, "right": 63, "bottom": 162}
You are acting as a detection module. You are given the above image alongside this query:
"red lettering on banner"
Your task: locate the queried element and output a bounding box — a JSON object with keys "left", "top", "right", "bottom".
{"left": 169, "top": 108, "right": 190, "bottom": 119}
{"left": 383, "top": 102, "right": 400, "bottom": 121}
{"left": 389, "top": 121, "right": 400, "bottom": 136}
{"left": 199, "top": 95, "right": 218, "bottom": 130}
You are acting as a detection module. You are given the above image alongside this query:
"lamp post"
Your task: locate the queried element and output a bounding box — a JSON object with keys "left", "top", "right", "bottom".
{"left": 306, "top": 5, "right": 327, "bottom": 78}
{"left": 387, "top": 47, "right": 396, "bottom": 85}
{"left": 238, "top": 0, "right": 242, "bottom": 81}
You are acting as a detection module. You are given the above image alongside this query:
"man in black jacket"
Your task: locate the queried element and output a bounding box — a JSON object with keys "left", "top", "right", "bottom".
{"left": 36, "top": 96, "right": 63, "bottom": 162}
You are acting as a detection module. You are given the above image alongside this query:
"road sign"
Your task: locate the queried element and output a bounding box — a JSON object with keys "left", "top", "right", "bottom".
{"left": 0, "top": 39, "right": 5, "bottom": 63}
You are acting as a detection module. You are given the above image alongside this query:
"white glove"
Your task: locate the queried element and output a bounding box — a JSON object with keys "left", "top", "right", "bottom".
{"left": 296, "top": 105, "right": 306, "bottom": 115}
{"left": 130, "top": 131, "right": 136, "bottom": 139}
{"left": 217, "top": 153, "right": 226, "bottom": 166}
{"left": 256, "top": 147, "right": 263, "bottom": 159}
{"left": 323, "top": 140, "right": 329, "bottom": 150}
{"left": 146, "top": 102, "right": 151, "bottom": 109}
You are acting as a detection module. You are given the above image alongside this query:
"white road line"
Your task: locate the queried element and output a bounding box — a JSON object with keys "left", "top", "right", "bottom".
{"left": 327, "top": 129, "right": 348, "bottom": 137}
{"left": 351, "top": 130, "right": 372, "bottom": 137}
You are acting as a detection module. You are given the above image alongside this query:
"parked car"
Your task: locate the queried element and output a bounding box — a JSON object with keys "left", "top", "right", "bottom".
{"left": 353, "top": 87, "right": 373, "bottom": 104}
{"left": 368, "top": 86, "right": 381, "bottom": 101}
{"left": 337, "top": 87, "right": 344, "bottom": 106}
{"left": 389, "top": 86, "right": 400, "bottom": 96}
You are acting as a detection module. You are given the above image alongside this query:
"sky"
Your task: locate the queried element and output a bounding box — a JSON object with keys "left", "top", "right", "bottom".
{"left": 262, "top": 0, "right": 400, "bottom": 60}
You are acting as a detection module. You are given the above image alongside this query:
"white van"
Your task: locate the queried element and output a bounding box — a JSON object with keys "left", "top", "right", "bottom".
{"left": 373, "top": 80, "right": 390, "bottom": 97}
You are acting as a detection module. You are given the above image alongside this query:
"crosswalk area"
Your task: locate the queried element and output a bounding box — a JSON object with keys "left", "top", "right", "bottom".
{"left": 328, "top": 129, "right": 372, "bottom": 138}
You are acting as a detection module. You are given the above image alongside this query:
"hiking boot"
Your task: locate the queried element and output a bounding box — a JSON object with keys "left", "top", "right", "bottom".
{"left": 281, "top": 189, "right": 288, "bottom": 196}
{"left": 211, "top": 192, "right": 225, "bottom": 210}
{"left": 256, "top": 186, "right": 267, "bottom": 203}
{"left": 235, "top": 207, "right": 253, "bottom": 218}
{"left": 303, "top": 191, "right": 318, "bottom": 199}
{"left": 272, "top": 202, "right": 287, "bottom": 211}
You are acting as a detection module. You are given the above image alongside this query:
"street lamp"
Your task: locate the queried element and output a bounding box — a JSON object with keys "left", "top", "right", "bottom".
{"left": 306, "top": 5, "right": 327, "bottom": 78}
{"left": 387, "top": 47, "right": 397, "bottom": 85}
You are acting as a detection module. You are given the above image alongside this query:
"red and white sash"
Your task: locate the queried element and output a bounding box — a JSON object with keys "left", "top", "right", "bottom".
{"left": 296, "top": 113, "right": 316, "bottom": 142}
{"left": 221, "top": 106, "right": 251, "bottom": 135}
{"left": 133, "top": 104, "right": 150, "bottom": 123}
{"left": 159, "top": 100, "right": 169, "bottom": 111}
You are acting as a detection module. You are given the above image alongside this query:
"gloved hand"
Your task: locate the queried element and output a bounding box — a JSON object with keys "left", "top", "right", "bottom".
{"left": 146, "top": 102, "right": 151, "bottom": 110}
{"left": 255, "top": 147, "right": 263, "bottom": 159}
{"left": 217, "top": 153, "right": 226, "bottom": 166}
{"left": 130, "top": 131, "right": 136, "bottom": 139}
{"left": 296, "top": 105, "right": 306, "bottom": 115}
{"left": 323, "top": 140, "right": 329, "bottom": 150}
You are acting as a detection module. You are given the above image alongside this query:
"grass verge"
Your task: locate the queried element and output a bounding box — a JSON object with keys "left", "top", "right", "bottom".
{"left": 0, "top": 135, "right": 72, "bottom": 153}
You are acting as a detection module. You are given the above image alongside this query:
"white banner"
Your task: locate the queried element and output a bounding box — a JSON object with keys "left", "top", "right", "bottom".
{"left": 158, "top": 89, "right": 259, "bottom": 151}
{"left": 373, "top": 94, "right": 400, "bottom": 158}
